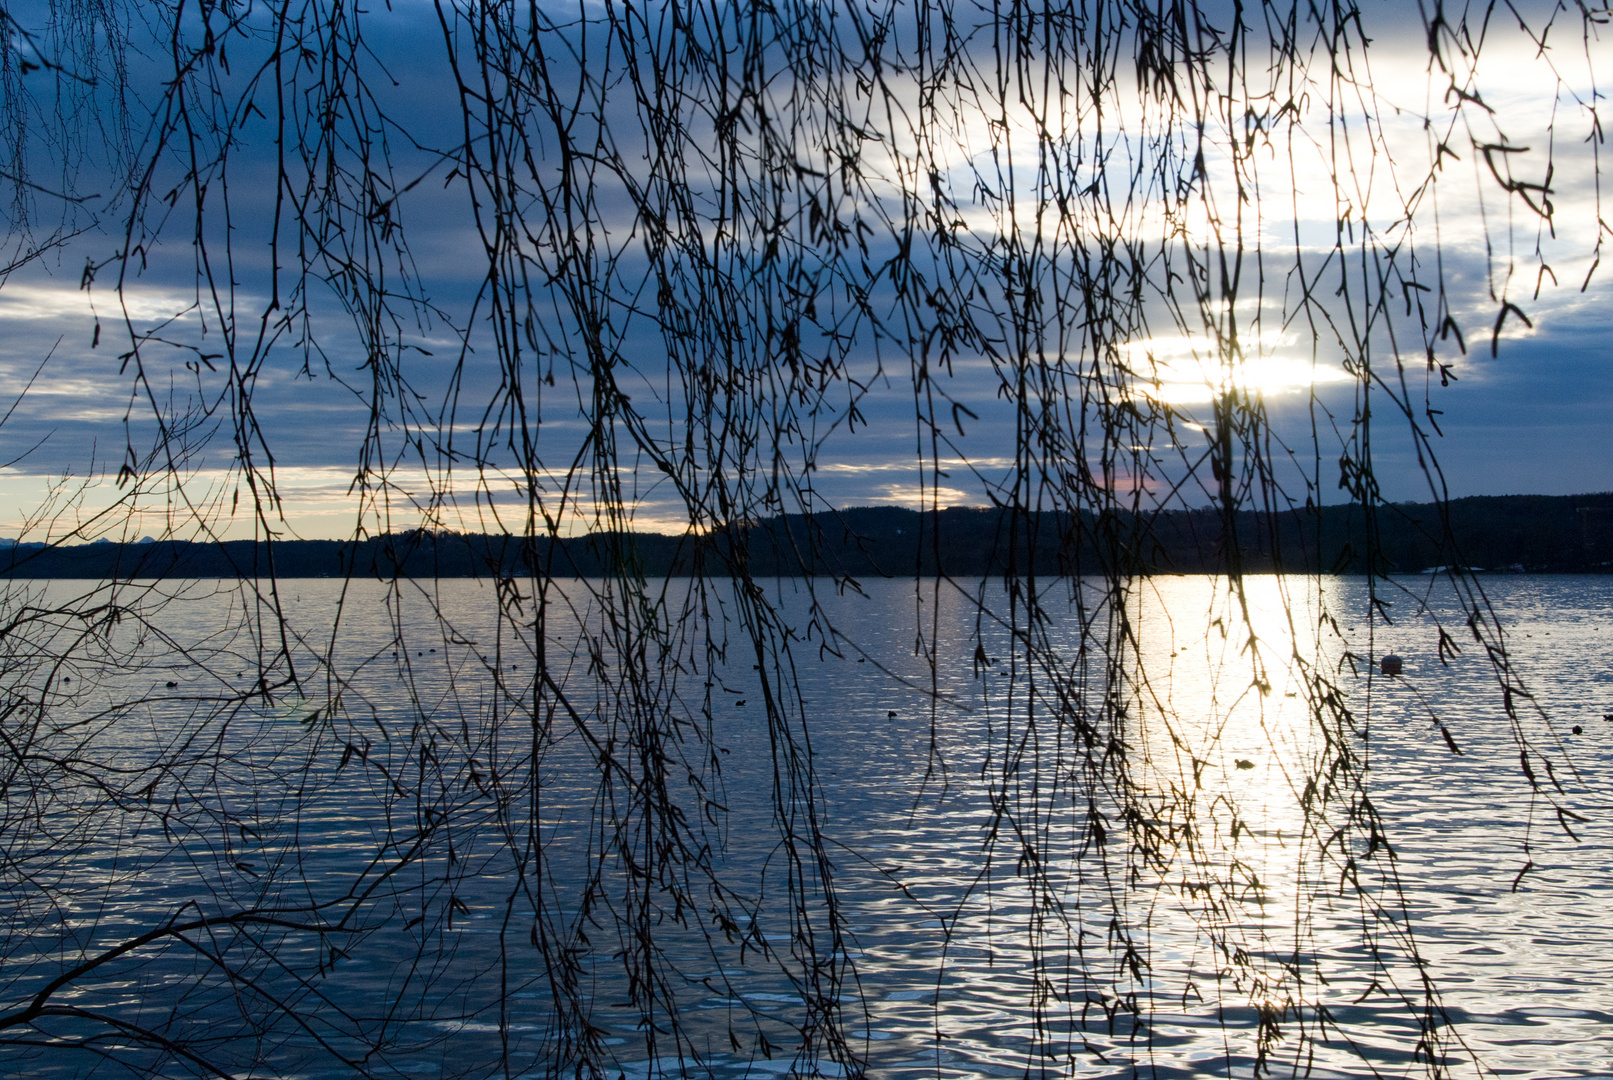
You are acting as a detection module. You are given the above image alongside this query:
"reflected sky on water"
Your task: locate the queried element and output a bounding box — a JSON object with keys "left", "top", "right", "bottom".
{"left": 4, "top": 574, "right": 1612, "bottom": 1078}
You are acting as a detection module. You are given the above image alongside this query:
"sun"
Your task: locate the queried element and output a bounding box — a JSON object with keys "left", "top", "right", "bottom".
{"left": 1122, "top": 334, "right": 1352, "bottom": 406}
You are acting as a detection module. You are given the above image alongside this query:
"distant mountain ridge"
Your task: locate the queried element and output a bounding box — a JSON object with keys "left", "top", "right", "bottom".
{"left": 4, "top": 493, "right": 1611, "bottom": 579}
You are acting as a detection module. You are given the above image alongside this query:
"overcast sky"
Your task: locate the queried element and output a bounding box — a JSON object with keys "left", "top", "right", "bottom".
{"left": 0, "top": 1, "right": 1608, "bottom": 542}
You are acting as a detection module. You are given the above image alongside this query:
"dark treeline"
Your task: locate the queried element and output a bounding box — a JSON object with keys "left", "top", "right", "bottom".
{"left": 8, "top": 493, "right": 1612, "bottom": 580}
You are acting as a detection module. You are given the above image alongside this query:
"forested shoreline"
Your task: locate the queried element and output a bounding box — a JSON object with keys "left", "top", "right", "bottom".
{"left": 7, "top": 493, "right": 1611, "bottom": 579}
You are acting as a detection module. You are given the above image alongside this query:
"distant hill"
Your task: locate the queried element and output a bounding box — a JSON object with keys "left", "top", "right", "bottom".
{"left": 4, "top": 493, "right": 1612, "bottom": 580}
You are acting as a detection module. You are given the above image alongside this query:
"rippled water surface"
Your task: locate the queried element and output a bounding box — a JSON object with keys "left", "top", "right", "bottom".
{"left": 5, "top": 574, "right": 1612, "bottom": 1079}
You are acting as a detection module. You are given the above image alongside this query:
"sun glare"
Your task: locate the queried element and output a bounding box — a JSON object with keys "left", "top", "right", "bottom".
{"left": 1122, "top": 334, "right": 1352, "bottom": 406}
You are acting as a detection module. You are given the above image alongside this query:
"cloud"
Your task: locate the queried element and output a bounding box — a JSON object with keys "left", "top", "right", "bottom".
{"left": 0, "top": 1, "right": 1609, "bottom": 540}
{"left": 876, "top": 484, "right": 981, "bottom": 509}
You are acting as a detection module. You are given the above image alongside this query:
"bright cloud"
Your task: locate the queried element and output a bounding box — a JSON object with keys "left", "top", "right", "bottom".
{"left": 1120, "top": 334, "right": 1353, "bottom": 406}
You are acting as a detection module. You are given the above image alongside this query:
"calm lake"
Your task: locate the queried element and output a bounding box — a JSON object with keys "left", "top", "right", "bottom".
{"left": 4, "top": 573, "right": 1611, "bottom": 1079}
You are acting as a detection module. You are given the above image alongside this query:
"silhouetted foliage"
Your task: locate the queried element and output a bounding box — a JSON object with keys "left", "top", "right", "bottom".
{"left": 0, "top": 1, "right": 1605, "bottom": 1077}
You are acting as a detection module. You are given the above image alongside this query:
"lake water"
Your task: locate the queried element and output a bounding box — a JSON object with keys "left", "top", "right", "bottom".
{"left": 2, "top": 574, "right": 1610, "bottom": 1079}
